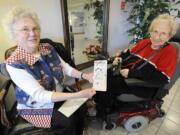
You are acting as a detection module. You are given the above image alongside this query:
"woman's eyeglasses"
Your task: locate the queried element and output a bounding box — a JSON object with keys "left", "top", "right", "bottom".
{"left": 150, "top": 30, "right": 169, "bottom": 39}
{"left": 14, "top": 27, "right": 40, "bottom": 34}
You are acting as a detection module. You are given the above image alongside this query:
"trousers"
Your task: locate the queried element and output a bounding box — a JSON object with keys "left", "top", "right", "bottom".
{"left": 94, "top": 69, "right": 158, "bottom": 118}
{"left": 49, "top": 101, "right": 87, "bottom": 135}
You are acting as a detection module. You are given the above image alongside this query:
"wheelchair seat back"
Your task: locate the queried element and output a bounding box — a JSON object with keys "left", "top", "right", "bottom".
{"left": 0, "top": 74, "right": 17, "bottom": 129}
{"left": 0, "top": 73, "right": 45, "bottom": 135}
{"left": 164, "top": 42, "right": 180, "bottom": 90}
{"left": 167, "top": 24, "right": 180, "bottom": 89}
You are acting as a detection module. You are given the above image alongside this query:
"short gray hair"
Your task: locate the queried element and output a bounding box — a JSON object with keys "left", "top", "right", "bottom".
{"left": 2, "top": 6, "right": 40, "bottom": 40}
{"left": 149, "top": 14, "right": 179, "bottom": 37}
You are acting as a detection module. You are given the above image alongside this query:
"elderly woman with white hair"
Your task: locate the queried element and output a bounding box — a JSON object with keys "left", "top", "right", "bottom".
{"left": 2, "top": 7, "right": 96, "bottom": 135}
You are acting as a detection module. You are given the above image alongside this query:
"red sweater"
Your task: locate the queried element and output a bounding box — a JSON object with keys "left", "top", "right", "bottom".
{"left": 121, "top": 38, "right": 177, "bottom": 84}
{"left": 131, "top": 39, "right": 177, "bottom": 79}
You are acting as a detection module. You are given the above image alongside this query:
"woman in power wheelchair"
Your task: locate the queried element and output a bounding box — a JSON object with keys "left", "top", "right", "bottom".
{"left": 92, "top": 14, "right": 179, "bottom": 132}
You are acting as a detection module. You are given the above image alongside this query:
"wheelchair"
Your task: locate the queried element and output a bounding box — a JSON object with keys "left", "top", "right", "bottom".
{"left": 94, "top": 40, "right": 180, "bottom": 132}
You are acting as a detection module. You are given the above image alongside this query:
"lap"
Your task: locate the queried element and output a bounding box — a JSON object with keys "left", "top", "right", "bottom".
{"left": 50, "top": 101, "right": 87, "bottom": 135}
{"left": 51, "top": 101, "right": 87, "bottom": 127}
{"left": 94, "top": 70, "right": 157, "bottom": 107}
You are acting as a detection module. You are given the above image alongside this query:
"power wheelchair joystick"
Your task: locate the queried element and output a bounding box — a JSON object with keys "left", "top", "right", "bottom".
{"left": 111, "top": 58, "right": 122, "bottom": 76}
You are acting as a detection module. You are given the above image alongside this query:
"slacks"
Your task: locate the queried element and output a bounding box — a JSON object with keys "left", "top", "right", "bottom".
{"left": 94, "top": 69, "right": 158, "bottom": 118}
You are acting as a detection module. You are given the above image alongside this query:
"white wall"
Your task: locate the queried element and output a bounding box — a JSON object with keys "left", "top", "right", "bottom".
{"left": 0, "top": 0, "right": 64, "bottom": 62}
{"left": 108, "top": 0, "right": 132, "bottom": 56}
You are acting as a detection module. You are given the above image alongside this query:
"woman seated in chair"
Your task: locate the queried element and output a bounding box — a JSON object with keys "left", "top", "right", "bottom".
{"left": 2, "top": 7, "right": 96, "bottom": 135}
{"left": 94, "top": 14, "right": 179, "bottom": 117}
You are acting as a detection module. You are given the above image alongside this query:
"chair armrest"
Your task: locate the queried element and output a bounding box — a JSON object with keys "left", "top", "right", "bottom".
{"left": 8, "top": 116, "right": 41, "bottom": 135}
{"left": 125, "top": 78, "right": 162, "bottom": 88}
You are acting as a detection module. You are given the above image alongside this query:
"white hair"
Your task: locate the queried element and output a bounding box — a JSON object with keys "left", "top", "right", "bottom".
{"left": 149, "top": 14, "right": 179, "bottom": 37}
{"left": 2, "top": 6, "right": 41, "bottom": 40}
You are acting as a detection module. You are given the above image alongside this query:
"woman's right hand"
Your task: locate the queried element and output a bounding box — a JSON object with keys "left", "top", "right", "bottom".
{"left": 78, "top": 88, "right": 96, "bottom": 98}
{"left": 83, "top": 72, "right": 94, "bottom": 83}
{"left": 112, "top": 57, "right": 122, "bottom": 66}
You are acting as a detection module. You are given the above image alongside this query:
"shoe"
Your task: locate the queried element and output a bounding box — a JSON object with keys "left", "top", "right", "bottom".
{"left": 86, "top": 99, "right": 97, "bottom": 117}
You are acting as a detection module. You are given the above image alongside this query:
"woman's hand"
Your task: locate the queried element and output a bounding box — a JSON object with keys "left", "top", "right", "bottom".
{"left": 115, "top": 48, "right": 128, "bottom": 57}
{"left": 78, "top": 88, "right": 96, "bottom": 98}
{"left": 115, "top": 49, "right": 122, "bottom": 57}
{"left": 120, "top": 68, "right": 129, "bottom": 78}
{"left": 71, "top": 69, "right": 93, "bottom": 83}
{"left": 123, "top": 48, "right": 129, "bottom": 53}
{"left": 83, "top": 72, "right": 94, "bottom": 83}
{"left": 112, "top": 57, "right": 122, "bottom": 66}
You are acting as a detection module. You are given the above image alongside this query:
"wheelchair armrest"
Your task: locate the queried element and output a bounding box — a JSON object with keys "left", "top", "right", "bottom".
{"left": 8, "top": 116, "right": 40, "bottom": 135}
{"left": 9, "top": 123, "right": 37, "bottom": 135}
{"left": 125, "top": 78, "right": 162, "bottom": 88}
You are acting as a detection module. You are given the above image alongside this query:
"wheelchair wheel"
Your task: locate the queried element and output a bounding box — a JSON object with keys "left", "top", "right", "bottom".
{"left": 124, "top": 115, "right": 149, "bottom": 132}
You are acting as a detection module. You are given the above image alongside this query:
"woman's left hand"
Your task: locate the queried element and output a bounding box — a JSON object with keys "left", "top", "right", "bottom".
{"left": 120, "top": 69, "right": 129, "bottom": 78}
{"left": 83, "top": 72, "right": 94, "bottom": 83}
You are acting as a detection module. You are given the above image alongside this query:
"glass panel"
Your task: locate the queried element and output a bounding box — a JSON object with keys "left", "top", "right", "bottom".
{"left": 67, "top": 0, "right": 103, "bottom": 65}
